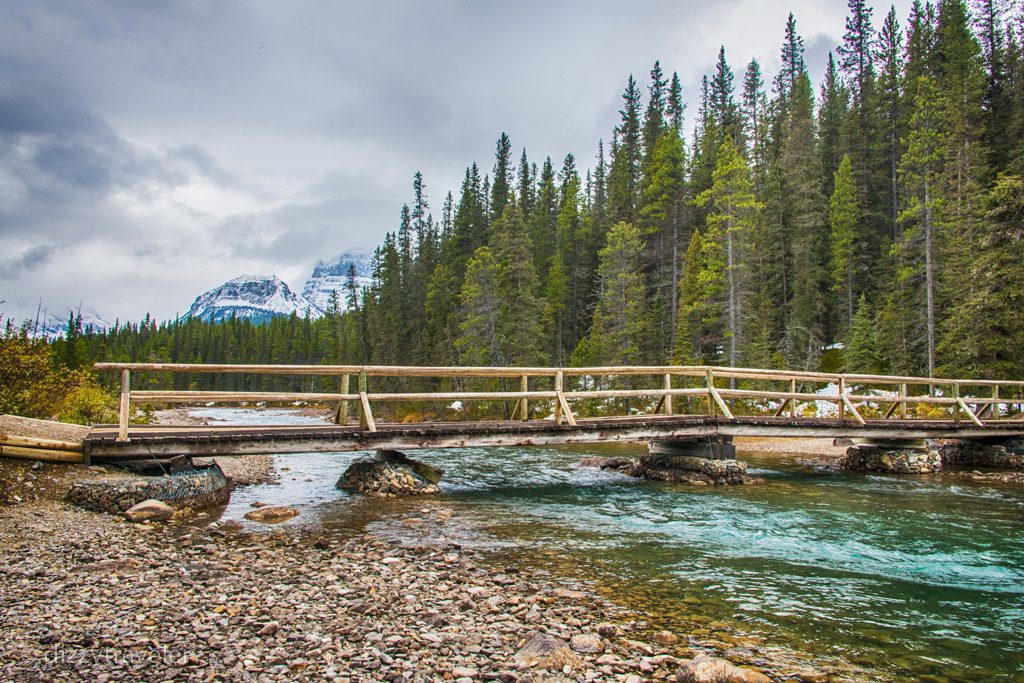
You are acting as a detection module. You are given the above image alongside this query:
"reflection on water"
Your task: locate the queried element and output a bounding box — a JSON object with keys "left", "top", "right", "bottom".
{"left": 204, "top": 409, "right": 1024, "bottom": 682}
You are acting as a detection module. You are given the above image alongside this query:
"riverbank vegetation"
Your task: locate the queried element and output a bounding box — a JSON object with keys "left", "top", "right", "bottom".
{"left": 18, "top": 0, "right": 1024, "bottom": 389}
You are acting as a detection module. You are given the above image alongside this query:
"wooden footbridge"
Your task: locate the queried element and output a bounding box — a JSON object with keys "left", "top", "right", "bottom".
{"left": 79, "top": 363, "right": 1024, "bottom": 460}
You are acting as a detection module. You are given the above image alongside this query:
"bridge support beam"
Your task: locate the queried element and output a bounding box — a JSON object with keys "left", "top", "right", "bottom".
{"left": 648, "top": 437, "right": 736, "bottom": 460}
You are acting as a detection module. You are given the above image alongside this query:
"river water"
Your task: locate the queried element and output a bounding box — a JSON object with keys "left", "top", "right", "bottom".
{"left": 198, "top": 408, "right": 1024, "bottom": 682}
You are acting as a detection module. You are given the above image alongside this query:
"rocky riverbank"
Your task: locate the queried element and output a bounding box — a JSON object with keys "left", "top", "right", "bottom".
{"left": 0, "top": 496, "right": 788, "bottom": 682}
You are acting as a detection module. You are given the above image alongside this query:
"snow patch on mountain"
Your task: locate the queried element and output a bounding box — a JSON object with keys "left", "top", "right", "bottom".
{"left": 302, "top": 252, "right": 372, "bottom": 312}
{"left": 186, "top": 275, "right": 323, "bottom": 324}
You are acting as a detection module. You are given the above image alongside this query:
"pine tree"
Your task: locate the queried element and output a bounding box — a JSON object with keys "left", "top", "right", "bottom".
{"left": 607, "top": 76, "right": 643, "bottom": 224}
{"left": 778, "top": 13, "right": 806, "bottom": 97}
{"left": 898, "top": 75, "right": 947, "bottom": 377}
{"left": 642, "top": 61, "right": 668, "bottom": 167}
{"left": 938, "top": 174, "right": 1024, "bottom": 377}
{"left": 639, "top": 131, "right": 688, "bottom": 355}
{"left": 581, "top": 222, "right": 650, "bottom": 365}
{"left": 819, "top": 53, "right": 850, "bottom": 197}
{"left": 667, "top": 72, "right": 685, "bottom": 134}
{"left": 876, "top": 7, "right": 905, "bottom": 242}
{"left": 710, "top": 47, "right": 740, "bottom": 144}
{"left": 530, "top": 157, "right": 558, "bottom": 280}
{"left": 845, "top": 294, "right": 881, "bottom": 373}
{"left": 838, "top": 0, "right": 876, "bottom": 103}
{"left": 491, "top": 202, "right": 547, "bottom": 365}
{"left": 741, "top": 60, "right": 767, "bottom": 169}
{"left": 673, "top": 229, "right": 705, "bottom": 363}
{"left": 491, "top": 133, "right": 513, "bottom": 222}
{"left": 694, "top": 136, "right": 761, "bottom": 368}
{"left": 974, "top": 0, "right": 1014, "bottom": 171}
{"left": 779, "top": 73, "right": 828, "bottom": 369}
{"left": 830, "top": 154, "right": 861, "bottom": 331}
{"left": 516, "top": 148, "right": 535, "bottom": 221}
{"left": 456, "top": 247, "right": 502, "bottom": 366}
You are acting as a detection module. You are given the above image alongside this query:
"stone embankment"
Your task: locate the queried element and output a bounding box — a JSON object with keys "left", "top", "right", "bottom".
{"left": 0, "top": 502, "right": 784, "bottom": 682}
{"left": 844, "top": 439, "right": 1024, "bottom": 474}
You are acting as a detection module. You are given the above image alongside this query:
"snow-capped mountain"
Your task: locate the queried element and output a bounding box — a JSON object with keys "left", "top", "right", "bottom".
{"left": 186, "top": 275, "right": 323, "bottom": 324}
{"left": 33, "top": 309, "right": 111, "bottom": 339}
{"left": 302, "top": 252, "right": 372, "bottom": 312}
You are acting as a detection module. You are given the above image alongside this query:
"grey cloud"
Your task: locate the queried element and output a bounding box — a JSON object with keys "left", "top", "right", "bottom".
{"left": 0, "top": 243, "right": 56, "bottom": 277}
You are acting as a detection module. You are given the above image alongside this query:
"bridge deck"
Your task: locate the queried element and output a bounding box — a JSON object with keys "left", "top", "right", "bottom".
{"left": 86, "top": 415, "right": 1024, "bottom": 459}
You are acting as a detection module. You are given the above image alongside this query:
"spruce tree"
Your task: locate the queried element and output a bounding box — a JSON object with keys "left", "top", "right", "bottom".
{"left": 456, "top": 247, "right": 502, "bottom": 366}
{"left": 607, "top": 76, "right": 643, "bottom": 224}
{"left": 938, "top": 174, "right": 1024, "bottom": 377}
{"left": 582, "top": 222, "right": 650, "bottom": 365}
{"left": 845, "top": 294, "right": 881, "bottom": 373}
{"left": 491, "top": 133, "right": 513, "bottom": 222}
{"left": 694, "top": 136, "right": 761, "bottom": 368}
{"left": 779, "top": 73, "right": 828, "bottom": 369}
{"left": 830, "top": 154, "right": 861, "bottom": 331}
{"left": 491, "top": 202, "right": 547, "bottom": 365}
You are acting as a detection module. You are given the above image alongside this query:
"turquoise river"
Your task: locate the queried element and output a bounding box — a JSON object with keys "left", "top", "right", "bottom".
{"left": 198, "top": 409, "right": 1024, "bottom": 682}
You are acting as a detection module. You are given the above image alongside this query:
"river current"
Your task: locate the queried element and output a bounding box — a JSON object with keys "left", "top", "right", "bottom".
{"left": 196, "top": 408, "right": 1024, "bottom": 682}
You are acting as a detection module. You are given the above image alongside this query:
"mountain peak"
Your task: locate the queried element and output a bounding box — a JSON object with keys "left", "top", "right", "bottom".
{"left": 186, "top": 274, "right": 323, "bottom": 323}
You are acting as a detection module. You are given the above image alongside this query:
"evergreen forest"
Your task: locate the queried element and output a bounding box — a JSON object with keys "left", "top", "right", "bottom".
{"left": 23, "top": 0, "right": 1024, "bottom": 391}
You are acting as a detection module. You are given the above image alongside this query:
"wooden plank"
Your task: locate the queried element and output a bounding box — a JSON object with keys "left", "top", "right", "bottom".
{"left": 708, "top": 385, "right": 734, "bottom": 420}
{"left": 556, "top": 392, "right": 577, "bottom": 426}
{"left": 132, "top": 391, "right": 360, "bottom": 403}
{"left": 841, "top": 394, "right": 866, "bottom": 426}
{"left": 955, "top": 398, "right": 984, "bottom": 427}
{"left": 93, "top": 361, "right": 1024, "bottom": 390}
{"left": 358, "top": 392, "right": 376, "bottom": 433}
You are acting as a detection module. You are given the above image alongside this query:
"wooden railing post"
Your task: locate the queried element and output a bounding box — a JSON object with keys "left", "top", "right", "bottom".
{"left": 838, "top": 377, "right": 846, "bottom": 422}
{"left": 519, "top": 374, "right": 529, "bottom": 421}
{"left": 789, "top": 378, "right": 797, "bottom": 418}
{"left": 554, "top": 370, "right": 564, "bottom": 425}
{"left": 706, "top": 369, "right": 715, "bottom": 418}
{"left": 663, "top": 373, "right": 673, "bottom": 415}
{"left": 117, "top": 369, "right": 130, "bottom": 443}
{"left": 335, "top": 374, "right": 350, "bottom": 425}
{"left": 900, "top": 383, "right": 908, "bottom": 420}
{"left": 953, "top": 382, "right": 961, "bottom": 424}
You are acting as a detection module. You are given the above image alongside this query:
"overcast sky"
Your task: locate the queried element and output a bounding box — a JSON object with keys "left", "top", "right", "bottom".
{"left": 0, "top": 0, "right": 912, "bottom": 324}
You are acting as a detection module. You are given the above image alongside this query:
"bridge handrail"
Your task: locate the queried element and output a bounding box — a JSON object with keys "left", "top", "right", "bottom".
{"left": 93, "top": 362, "right": 1024, "bottom": 442}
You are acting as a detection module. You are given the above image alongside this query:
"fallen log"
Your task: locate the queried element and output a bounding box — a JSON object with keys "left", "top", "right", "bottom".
{"left": 0, "top": 444, "right": 84, "bottom": 463}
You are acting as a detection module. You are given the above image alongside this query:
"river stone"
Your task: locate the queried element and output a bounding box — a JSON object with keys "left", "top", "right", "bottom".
{"left": 123, "top": 499, "right": 173, "bottom": 523}
{"left": 337, "top": 456, "right": 441, "bottom": 496}
{"left": 677, "top": 654, "right": 771, "bottom": 683}
{"left": 243, "top": 506, "right": 300, "bottom": 523}
{"left": 514, "top": 634, "right": 582, "bottom": 671}
{"left": 569, "top": 633, "right": 603, "bottom": 653}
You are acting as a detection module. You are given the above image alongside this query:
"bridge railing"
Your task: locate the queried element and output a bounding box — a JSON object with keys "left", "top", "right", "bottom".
{"left": 93, "top": 363, "right": 1024, "bottom": 442}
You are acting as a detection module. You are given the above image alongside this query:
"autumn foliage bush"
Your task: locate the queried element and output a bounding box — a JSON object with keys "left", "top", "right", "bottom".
{"left": 0, "top": 323, "right": 117, "bottom": 425}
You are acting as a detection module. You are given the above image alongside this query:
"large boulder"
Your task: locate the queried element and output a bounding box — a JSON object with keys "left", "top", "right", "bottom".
{"left": 123, "top": 499, "right": 174, "bottom": 523}
{"left": 677, "top": 654, "right": 771, "bottom": 683}
{"left": 513, "top": 634, "right": 583, "bottom": 671}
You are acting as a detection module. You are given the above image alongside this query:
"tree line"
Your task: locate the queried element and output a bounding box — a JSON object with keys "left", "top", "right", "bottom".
{"left": 39, "top": 0, "right": 1024, "bottom": 390}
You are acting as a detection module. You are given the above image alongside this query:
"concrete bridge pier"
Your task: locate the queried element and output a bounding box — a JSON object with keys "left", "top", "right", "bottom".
{"left": 635, "top": 437, "right": 759, "bottom": 485}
